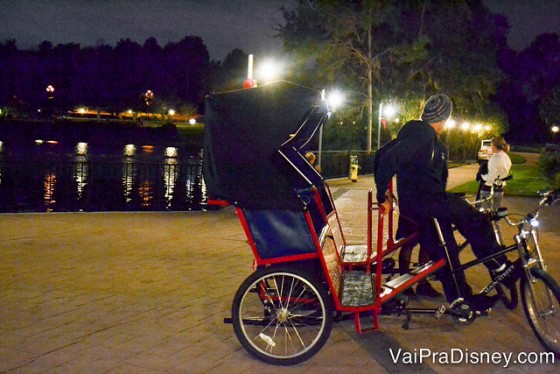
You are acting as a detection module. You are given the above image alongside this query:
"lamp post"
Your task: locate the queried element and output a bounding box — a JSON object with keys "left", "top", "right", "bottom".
{"left": 45, "top": 85, "right": 55, "bottom": 118}
{"left": 256, "top": 58, "right": 283, "bottom": 84}
{"left": 319, "top": 90, "right": 345, "bottom": 172}
{"left": 243, "top": 54, "right": 257, "bottom": 89}
{"left": 444, "top": 119, "right": 456, "bottom": 152}
{"left": 46, "top": 85, "right": 55, "bottom": 99}
{"left": 144, "top": 90, "right": 154, "bottom": 108}
{"left": 552, "top": 125, "right": 559, "bottom": 142}
{"left": 377, "top": 102, "right": 397, "bottom": 150}
{"left": 460, "top": 122, "right": 470, "bottom": 161}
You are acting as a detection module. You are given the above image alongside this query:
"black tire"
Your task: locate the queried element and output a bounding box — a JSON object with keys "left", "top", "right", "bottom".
{"left": 521, "top": 268, "right": 560, "bottom": 357}
{"left": 231, "top": 266, "right": 333, "bottom": 365}
{"left": 496, "top": 282, "right": 518, "bottom": 310}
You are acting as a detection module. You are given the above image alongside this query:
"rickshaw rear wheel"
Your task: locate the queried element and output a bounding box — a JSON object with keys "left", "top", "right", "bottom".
{"left": 231, "top": 266, "right": 333, "bottom": 365}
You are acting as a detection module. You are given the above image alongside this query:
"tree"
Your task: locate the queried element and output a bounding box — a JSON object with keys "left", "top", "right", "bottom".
{"left": 277, "top": 0, "right": 508, "bottom": 150}
{"left": 212, "top": 48, "right": 251, "bottom": 92}
{"left": 507, "top": 33, "right": 560, "bottom": 142}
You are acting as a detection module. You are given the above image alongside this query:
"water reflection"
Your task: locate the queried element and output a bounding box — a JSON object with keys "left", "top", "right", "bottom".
{"left": 138, "top": 180, "right": 154, "bottom": 207}
{"left": 163, "top": 157, "right": 178, "bottom": 209}
{"left": 124, "top": 144, "right": 136, "bottom": 156}
{"left": 43, "top": 173, "right": 57, "bottom": 212}
{"left": 0, "top": 141, "right": 207, "bottom": 212}
{"left": 165, "top": 147, "right": 178, "bottom": 158}
{"left": 76, "top": 142, "right": 88, "bottom": 155}
{"left": 74, "top": 155, "right": 88, "bottom": 199}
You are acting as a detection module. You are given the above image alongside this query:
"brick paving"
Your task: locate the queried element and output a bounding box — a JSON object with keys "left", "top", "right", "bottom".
{"left": 1, "top": 170, "right": 559, "bottom": 373}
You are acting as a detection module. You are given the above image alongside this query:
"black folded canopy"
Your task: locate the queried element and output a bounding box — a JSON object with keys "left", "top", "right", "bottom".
{"left": 202, "top": 81, "right": 325, "bottom": 210}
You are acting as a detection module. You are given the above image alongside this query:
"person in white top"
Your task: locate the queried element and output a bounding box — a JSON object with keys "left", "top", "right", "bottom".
{"left": 480, "top": 136, "right": 512, "bottom": 244}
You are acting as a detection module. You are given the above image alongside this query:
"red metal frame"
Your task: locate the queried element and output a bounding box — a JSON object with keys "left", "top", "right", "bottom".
{"left": 235, "top": 207, "right": 319, "bottom": 266}
{"left": 230, "top": 180, "right": 447, "bottom": 334}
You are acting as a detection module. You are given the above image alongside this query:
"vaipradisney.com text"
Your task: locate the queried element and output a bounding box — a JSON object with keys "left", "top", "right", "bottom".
{"left": 389, "top": 348, "right": 554, "bottom": 368}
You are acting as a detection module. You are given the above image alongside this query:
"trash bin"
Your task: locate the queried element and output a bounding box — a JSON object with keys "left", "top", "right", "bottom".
{"left": 349, "top": 155, "right": 358, "bottom": 182}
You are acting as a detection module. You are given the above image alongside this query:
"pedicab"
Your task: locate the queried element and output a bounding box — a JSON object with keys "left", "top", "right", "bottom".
{"left": 202, "top": 81, "right": 560, "bottom": 365}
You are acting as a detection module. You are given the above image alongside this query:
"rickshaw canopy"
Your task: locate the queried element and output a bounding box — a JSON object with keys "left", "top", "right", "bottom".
{"left": 203, "top": 81, "right": 326, "bottom": 210}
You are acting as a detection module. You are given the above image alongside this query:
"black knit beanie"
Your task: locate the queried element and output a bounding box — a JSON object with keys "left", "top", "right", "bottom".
{"left": 421, "top": 94, "right": 452, "bottom": 124}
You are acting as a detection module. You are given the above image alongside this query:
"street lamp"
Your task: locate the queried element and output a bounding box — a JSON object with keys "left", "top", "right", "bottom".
{"left": 326, "top": 90, "right": 345, "bottom": 112}
{"left": 552, "top": 125, "right": 559, "bottom": 142}
{"left": 445, "top": 118, "right": 456, "bottom": 130}
{"left": 473, "top": 123, "right": 483, "bottom": 133}
{"left": 143, "top": 90, "right": 154, "bottom": 113}
{"left": 460, "top": 122, "right": 470, "bottom": 161}
{"left": 243, "top": 54, "right": 257, "bottom": 89}
{"left": 377, "top": 102, "right": 397, "bottom": 150}
{"left": 316, "top": 89, "right": 346, "bottom": 172}
{"left": 46, "top": 85, "right": 55, "bottom": 99}
{"left": 256, "top": 58, "right": 284, "bottom": 84}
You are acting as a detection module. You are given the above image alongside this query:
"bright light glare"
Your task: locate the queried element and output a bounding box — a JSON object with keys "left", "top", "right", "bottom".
{"left": 189, "top": 118, "right": 197, "bottom": 125}
{"left": 124, "top": 144, "right": 136, "bottom": 156}
{"left": 327, "top": 90, "right": 345, "bottom": 112}
{"left": 257, "top": 59, "right": 283, "bottom": 83}
{"left": 168, "top": 109, "right": 175, "bottom": 116}
{"left": 461, "top": 122, "right": 470, "bottom": 131}
{"left": 552, "top": 125, "right": 559, "bottom": 133}
{"left": 165, "top": 147, "right": 178, "bottom": 158}
{"left": 445, "top": 119, "right": 456, "bottom": 129}
{"left": 76, "top": 142, "right": 88, "bottom": 155}
{"left": 383, "top": 104, "right": 397, "bottom": 118}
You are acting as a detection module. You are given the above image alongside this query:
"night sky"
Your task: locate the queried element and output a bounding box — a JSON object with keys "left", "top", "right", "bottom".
{"left": 0, "top": 0, "right": 288, "bottom": 61}
{"left": 0, "top": 0, "right": 559, "bottom": 61}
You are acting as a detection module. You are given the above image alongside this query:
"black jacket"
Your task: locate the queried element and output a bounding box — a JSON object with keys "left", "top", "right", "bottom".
{"left": 374, "top": 120, "right": 448, "bottom": 211}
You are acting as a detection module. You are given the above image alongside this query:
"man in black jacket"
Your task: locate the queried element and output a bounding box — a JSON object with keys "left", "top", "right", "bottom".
{"left": 374, "top": 94, "right": 510, "bottom": 311}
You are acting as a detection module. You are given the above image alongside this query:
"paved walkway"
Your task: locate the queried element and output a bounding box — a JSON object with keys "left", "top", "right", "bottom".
{"left": 1, "top": 170, "right": 559, "bottom": 373}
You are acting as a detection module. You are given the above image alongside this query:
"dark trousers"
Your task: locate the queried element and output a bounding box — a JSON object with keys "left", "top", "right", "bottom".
{"left": 396, "top": 214, "right": 430, "bottom": 277}
{"left": 404, "top": 192, "right": 507, "bottom": 302}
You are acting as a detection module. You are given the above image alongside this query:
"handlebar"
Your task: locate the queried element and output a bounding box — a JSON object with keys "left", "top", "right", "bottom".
{"left": 537, "top": 189, "right": 560, "bottom": 207}
{"left": 465, "top": 175, "right": 513, "bottom": 206}
{"left": 503, "top": 189, "right": 560, "bottom": 227}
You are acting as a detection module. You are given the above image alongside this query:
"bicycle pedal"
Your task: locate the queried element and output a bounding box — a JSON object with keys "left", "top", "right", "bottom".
{"left": 434, "top": 304, "right": 446, "bottom": 319}
{"left": 475, "top": 308, "right": 492, "bottom": 317}
{"left": 450, "top": 303, "right": 475, "bottom": 324}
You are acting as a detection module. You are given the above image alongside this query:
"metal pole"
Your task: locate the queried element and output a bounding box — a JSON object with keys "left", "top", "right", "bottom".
{"left": 377, "top": 102, "right": 383, "bottom": 150}
{"left": 247, "top": 54, "right": 253, "bottom": 79}
{"left": 366, "top": 13, "right": 373, "bottom": 154}
{"left": 366, "top": 91, "right": 373, "bottom": 153}
{"left": 318, "top": 125, "right": 323, "bottom": 172}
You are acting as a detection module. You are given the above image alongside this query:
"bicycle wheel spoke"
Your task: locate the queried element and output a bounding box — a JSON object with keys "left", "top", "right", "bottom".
{"left": 522, "top": 268, "right": 560, "bottom": 355}
{"left": 232, "top": 268, "right": 332, "bottom": 365}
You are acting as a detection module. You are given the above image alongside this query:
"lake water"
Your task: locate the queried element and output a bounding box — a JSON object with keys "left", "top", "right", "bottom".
{"left": 0, "top": 123, "right": 207, "bottom": 212}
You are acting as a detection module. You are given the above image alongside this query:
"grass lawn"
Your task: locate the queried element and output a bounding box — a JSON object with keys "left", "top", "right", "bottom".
{"left": 449, "top": 153, "right": 551, "bottom": 197}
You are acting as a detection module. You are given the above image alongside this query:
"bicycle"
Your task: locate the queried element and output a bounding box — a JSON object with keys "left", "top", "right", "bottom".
{"left": 438, "top": 183, "right": 560, "bottom": 357}
{"left": 204, "top": 81, "right": 560, "bottom": 365}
